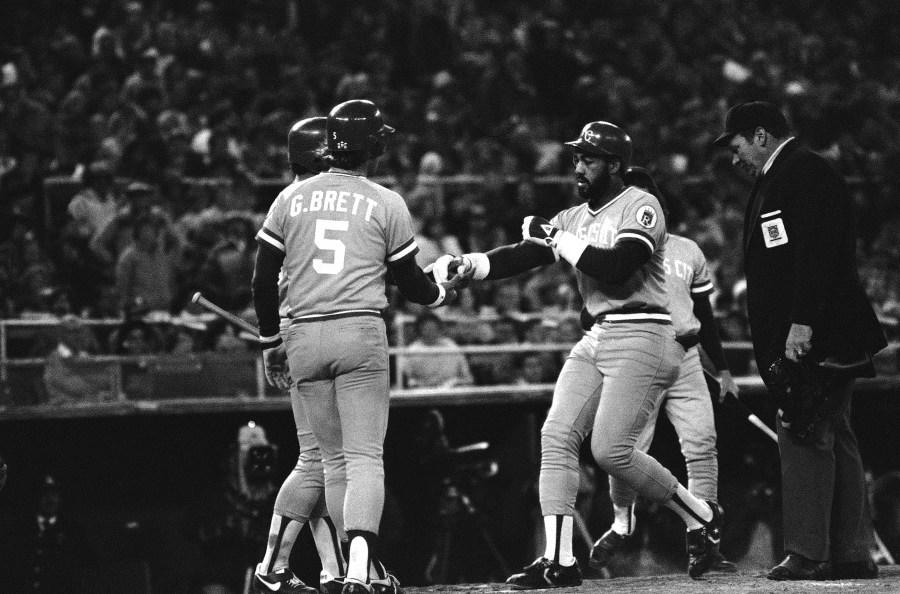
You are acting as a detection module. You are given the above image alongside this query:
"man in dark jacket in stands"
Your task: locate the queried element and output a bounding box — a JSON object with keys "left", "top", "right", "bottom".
{"left": 714, "top": 101, "right": 886, "bottom": 581}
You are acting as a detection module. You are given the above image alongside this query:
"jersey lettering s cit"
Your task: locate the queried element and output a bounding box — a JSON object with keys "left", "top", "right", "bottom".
{"left": 662, "top": 234, "right": 715, "bottom": 338}
{"left": 552, "top": 186, "right": 669, "bottom": 320}
{"left": 257, "top": 171, "right": 418, "bottom": 321}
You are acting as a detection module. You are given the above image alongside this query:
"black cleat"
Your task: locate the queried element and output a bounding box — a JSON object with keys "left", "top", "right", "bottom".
{"left": 505, "top": 557, "right": 582, "bottom": 590}
{"left": 709, "top": 548, "right": 738, "bottom": 573}
{"left": 254, "top": 567, "right": 319, "bottom": 594}
{"left": 320, "top": 576, "right": 344, "bottom": 594}
{"left": 589, "top": 529, "right": 630, "bottom": 569}
{"left": 686, "top": 501, "right": 722, "bottom": 579}
{"left": 341, "top": 579, "right": 372, "bottom": 594}
{"left": 371, "top": 572, "right": 402, "bottom": 594}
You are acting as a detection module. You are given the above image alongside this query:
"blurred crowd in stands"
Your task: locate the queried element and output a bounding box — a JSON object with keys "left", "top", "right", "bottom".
{"left": 1, "top": 0, "right": 899, "bottom": 371}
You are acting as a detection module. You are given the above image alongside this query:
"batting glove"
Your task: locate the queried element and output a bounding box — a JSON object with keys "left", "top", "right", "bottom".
{"left": 522, "top": 216, "right": 560, "bottom": 247}
{"left": 424, "top": 254, "right": 456, "bottom": 283}
{"left": 262, "top": 343, "right": 292, "bottom": 391}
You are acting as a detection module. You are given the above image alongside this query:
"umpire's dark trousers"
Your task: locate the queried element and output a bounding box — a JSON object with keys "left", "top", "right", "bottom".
{"left": 776, "top": 377, "right": 872, "bottom": 563}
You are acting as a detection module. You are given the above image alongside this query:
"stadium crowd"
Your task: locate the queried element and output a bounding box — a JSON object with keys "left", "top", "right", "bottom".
{"left": 1, "top": 0, "right": 899, "bottom": 370}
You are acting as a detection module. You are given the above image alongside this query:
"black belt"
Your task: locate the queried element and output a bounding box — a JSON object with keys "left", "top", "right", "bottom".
{"left": 676, "top": 334, "right": 700, "bottom": 349}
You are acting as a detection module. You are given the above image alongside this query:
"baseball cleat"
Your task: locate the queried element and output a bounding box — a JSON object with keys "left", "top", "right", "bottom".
{"left": 709, "top": 548, "right": 738, "bottom": 573}
{"left": 371, "top": 571, "right": 402, "bottom": 594}
{"left": 341, "top": 578, "right": 372, "bottom": 594}
{"left": 320, "top": 576, "right": 344, "bottom": 594}
{"left": 254, "top": 566, "right": 319, "bottom": 593}
{"left": 686, "top": 500, "right": 722, "bottom": 579}
{"left": 505, "top": 557, "right": 582, "bottom": 590}
{"left": 589, "top": 528, "right": 630, "bottom": 569}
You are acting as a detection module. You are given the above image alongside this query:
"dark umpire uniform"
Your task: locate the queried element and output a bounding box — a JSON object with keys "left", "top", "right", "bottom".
{"left": 714, "top": 101, "right": 886, "bottom": 581}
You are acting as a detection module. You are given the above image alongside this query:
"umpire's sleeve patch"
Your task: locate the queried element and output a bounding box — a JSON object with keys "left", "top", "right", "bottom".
{"left": 387, "top": 237, "right": 418, "bottom": 263}
{"left": 256, "top": 228, "right": 285, "bottom": 253}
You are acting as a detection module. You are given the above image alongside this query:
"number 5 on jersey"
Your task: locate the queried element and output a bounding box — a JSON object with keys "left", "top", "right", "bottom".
{"left": 314, "top": 219, "right": 348, "bottom": 274}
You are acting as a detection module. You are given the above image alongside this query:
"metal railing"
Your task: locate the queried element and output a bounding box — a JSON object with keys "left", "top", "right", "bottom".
{"left": 0, "top": 312, "right": 790, "bottom": 421}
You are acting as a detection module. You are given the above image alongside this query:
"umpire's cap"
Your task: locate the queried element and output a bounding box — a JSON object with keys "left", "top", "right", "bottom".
{"left": 565, "top": 121, "right": 632, "bottom": 168}
{"left": 326, "top": 99, "right": 395, "bottom": 154}
{"left": 287, "top": 116, "right": 329, "bottom": 173}
{"left": 713, "top": 101, "right": 789, "bottom": 147}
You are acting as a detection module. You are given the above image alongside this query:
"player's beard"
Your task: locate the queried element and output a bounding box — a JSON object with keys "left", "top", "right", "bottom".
{"left": 576, "top": 168, "right": 612, "bottom": 205}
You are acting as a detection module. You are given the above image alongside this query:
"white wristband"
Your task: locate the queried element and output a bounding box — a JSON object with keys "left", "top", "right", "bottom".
{"left": 554, "top": 231, "right": 589, "bottom": 267}
{"left": 427, "top": 283, "right": 446, "bottom": 308}
{"left": 463, "top": 252, "right": 491, "bottom": 280}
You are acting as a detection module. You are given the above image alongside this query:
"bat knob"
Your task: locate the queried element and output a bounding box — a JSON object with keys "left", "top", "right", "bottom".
{"left": 191, "top": 292, "right": 202, "bottom": 304}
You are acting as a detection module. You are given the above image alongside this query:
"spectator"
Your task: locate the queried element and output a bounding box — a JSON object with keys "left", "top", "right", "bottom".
{"left": 403, "top": 312, "right": 474, "bottom": 388}
{"left": 197, "top": 212, "right": 256, "bottom": 312}
{"left": 114, "top": 214, "right": 180, "bottom": 317}
{"left": 66, "top": 160, "right": 119, "bottom": 240}
{"left": 42, "top": 314, "right": 113, "bottom": 404}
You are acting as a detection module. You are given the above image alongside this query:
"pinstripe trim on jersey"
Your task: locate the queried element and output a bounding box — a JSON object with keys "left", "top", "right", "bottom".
{"left": 256, "top": 227, "right": 285, "bottom": 253}
{"left": 287, "top": 310, "right": 382, "bottom": 325}
{"left": 615, "top": 230, "right": 655, "bottom": 252}
{"left": 387, "top": 237, "right": 418, "bottom": 263}
{"left": 690, "top": 281, "right": 715, "bottom": 294}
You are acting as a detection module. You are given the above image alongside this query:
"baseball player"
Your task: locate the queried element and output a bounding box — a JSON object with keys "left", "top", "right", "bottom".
{"left": 432, "top": 122, "right": 722, "bottom": 586}
{"left": 253, "top": 100, "right": 459, "bottom": 594}
{"left": 588, "top": 166, "right": 738, "bottom": 573}
{"left": 252, "top": 117, "right": 346, "bottom": 594}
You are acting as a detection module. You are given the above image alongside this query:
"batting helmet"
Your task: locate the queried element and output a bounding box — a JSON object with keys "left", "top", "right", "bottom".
{"left": 565, "top": 121, "right": 632, "bottom": 168}
{"left": 326, "top": 99, "right": 395, "bottom": 154}
{"left": 288, "top": 116, "right": 328, "bottom": 173}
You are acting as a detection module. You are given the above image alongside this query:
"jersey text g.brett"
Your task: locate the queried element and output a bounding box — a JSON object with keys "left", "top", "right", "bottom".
{"left": 288, "top": 189, "right": 378, "bottom": 222}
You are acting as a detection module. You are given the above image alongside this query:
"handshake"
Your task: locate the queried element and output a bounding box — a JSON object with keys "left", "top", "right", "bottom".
{"left": 426, "top": 254, "right": 478, "bottom": 286}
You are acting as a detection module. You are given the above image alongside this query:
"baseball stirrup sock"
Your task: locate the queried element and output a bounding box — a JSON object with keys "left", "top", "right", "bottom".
{"left": 666, "top": 487, "right": 712, "bottom": 530}
{"left": 612, "top": 503, "right": 636, "bottom": 536}
{"left": 542, "top": 515, "right": 576, "bottom": 566}
{"left": 262, "top": 515, "right": 294, "bottom": 573}
{"left": 311, "top": 516, "right": 345, "bottom": 578}
{"left": 347, "top": 530, "right": 377, "bottom": 583}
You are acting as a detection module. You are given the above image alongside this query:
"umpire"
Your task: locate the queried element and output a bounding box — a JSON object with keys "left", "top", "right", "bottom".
{"left": 714, "top": 101, "right": 886, "bottom": 581}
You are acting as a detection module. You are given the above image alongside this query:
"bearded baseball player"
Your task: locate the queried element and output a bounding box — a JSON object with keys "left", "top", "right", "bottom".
{"left": 253, "top": 100, "right": 458, "bottom": 594}
{"left": 252, "top": 117, "right": 347, "bottom": 594}
{"left": 432, "top": 121, "right": 723, "bottom": 585}
{"left": 588, "top": 166, "right": 738, "bottom": 574}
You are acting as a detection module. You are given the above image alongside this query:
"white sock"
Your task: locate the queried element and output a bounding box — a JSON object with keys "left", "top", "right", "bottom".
{"left": 664, "top": 484, "right": 712, "bottom": 530}
{"left": 542, "top": 515, "right": 576, "bottom": 566}
{"left": 347, "top": 536, "right": 369, "bottom": 583}
{"left": 611, "top": 503, "right": 636, "bottom": 536}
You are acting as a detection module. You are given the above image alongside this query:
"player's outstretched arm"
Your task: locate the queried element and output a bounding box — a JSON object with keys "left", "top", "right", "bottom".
{"left": 522, "top": 215, "right": 650, "bottom": 284}
{"left": 390, "top": 256, "right": 458, "bottom": 308}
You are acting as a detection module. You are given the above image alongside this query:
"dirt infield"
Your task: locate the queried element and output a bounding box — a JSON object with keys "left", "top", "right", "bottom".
{"left": 405, "top": 565, "right": 900, "bottom": 593}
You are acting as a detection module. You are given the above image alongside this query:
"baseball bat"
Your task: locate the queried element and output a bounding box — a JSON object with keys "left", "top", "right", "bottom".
{"left": 191, "top": 291, "right": 259, "bottom": 338}
{"left": 704, "top": 369, "right": 778, "bottom": 444}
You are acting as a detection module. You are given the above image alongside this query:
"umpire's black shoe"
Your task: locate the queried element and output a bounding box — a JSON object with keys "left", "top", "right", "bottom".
{"left": 833, "top": 558, "right": 878, "bottom": 579}
{"left": 767, "top": 553, "right": 832, "bottom": 581}
{"left": 589, "top": 529, "right": 630, "bottom": 569}
{"left": 505, "top": 557, "right": 582, "bottom": 590}
{"left": 685, "top": 500, "right": 722, "bottom": 579}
